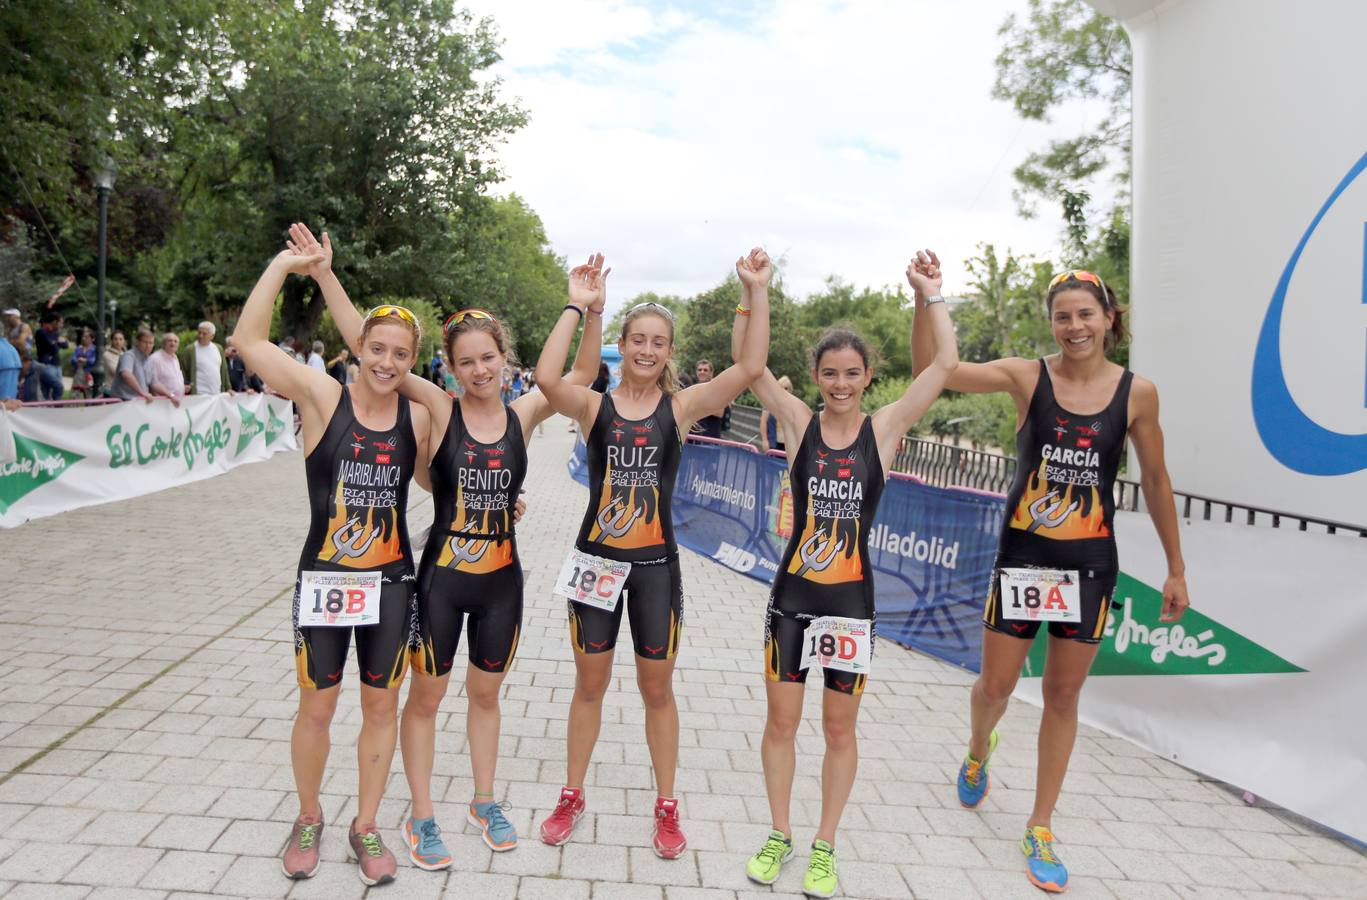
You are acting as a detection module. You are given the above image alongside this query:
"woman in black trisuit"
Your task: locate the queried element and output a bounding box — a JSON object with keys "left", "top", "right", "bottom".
{"left": 737, "top": 253, "right": 959, "bottom": 899}
{"left": 533, "top": 249, "right": 770, "bottom": 860}
{"left": 291, "top": 225, "right": 604, "bottom": 869}
{"left": 235, "top": 237, "right": 430, "bottom": 887}
{"left": 911, "top": 255, "right": 1191, "bottom": 894}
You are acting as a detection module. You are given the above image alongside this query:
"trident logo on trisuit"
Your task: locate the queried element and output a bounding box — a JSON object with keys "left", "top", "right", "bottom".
{"left": 795, "top": 525, "right": 845, "bottom": 577}
{"left": 596, "top": 495, "right": 643, "bottom": 539}
{"left": 445, "top": 522, "right": 491, "bottom": 567}
{"left": 328, "top": 515, "right": 380, "bottom": 561}
{"left": 1026, "top": 489, "right": 1080, "bottom": 533}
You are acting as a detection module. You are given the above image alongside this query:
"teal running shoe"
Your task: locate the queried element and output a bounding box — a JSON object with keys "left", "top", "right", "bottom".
{"left": 1021, "top": 825, "right": 1068, "bottom": 893}
{"left": 956, "top": 728, "right": 999, "bottom": 808}
{"left": 403, "top": 816, "right": 452, "bottom": 871}
{"left": 468, "top": 799, "right": 519, "bottom": 851}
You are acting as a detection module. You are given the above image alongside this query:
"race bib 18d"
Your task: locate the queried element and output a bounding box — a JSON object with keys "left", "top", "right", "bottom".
{"left": 799, "top": 616, "right": 873, "bottom": 675}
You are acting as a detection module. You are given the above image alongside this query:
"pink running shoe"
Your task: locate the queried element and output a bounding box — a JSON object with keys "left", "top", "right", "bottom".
{"left": 652, "top": 796, "right": 687, "bottom": 859}
{"left": 280, "top": 812, "right": 323, "bottom": 879}
{"left": 539, "top": 787, "right": 586, "bottom": 846}
{"left": 348, "top": 823, "right": 397, "bottom": 886}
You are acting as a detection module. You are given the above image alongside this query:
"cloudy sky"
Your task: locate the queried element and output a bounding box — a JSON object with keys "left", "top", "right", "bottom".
{"left": 464, "top": 0, "right": 1112, "bottom": 314}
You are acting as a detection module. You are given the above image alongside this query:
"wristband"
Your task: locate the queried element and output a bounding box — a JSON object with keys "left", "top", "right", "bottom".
{"left": 562, "top": 304, "right": 585, "bottom": 319}
{"left": 923, "top": 295, "right": 945, "bottom": 305}
{"left": 735, "top": 304, "right": 751, "bottom": 316}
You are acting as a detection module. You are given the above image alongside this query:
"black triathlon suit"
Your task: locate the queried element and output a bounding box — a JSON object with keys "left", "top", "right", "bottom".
{"left": 412, "top": 403, "right": 526, "bottom": 676}
{"left": 765, "top": 415, "right": 886, "bottom": 696}
{"left": 293, "top": 387, "right": 418, "bottom": 689}
{"left": 571, "top": 392, "right": 684, "bottom": 659}
{"left": 984, "top": 359, "right": 1134, "bottom": 643}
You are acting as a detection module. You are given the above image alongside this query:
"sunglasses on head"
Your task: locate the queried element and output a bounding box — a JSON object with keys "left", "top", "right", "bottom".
{"left": 628, "top": 301, "right": 675, "bottom": 321}
{"left": 364, "top": 304, "right": 420, "bottom": 327}
{"left": 1048, "top": 270, "right": 1110, "bottom": 307}
{"left": 443, "top": 308, "right": 496, "bottom": 335}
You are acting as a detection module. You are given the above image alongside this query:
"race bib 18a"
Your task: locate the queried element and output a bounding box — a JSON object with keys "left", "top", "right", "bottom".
{"left": 999, "top": 567, "right": 1081, "bottom": 623}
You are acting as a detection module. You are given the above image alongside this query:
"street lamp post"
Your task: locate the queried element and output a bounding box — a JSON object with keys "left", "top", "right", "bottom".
{"left": 92, "top": 163, "right": 115, "bottom": 395}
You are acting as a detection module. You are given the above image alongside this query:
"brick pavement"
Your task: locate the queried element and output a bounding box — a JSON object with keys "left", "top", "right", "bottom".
{"left": 1, "top": 419, "right": 1364, "bottom": 899}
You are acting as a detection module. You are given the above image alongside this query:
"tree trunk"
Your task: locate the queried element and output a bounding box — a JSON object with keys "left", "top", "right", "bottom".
{"left": 278, "top": 279, "right": 325, "bottom": 346}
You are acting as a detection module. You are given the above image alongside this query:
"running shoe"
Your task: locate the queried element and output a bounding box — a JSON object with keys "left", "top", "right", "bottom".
{"left": 348, "top": 823, "right": 397, "bottom": 886}
{"left": 803, "top": 839, "right": 838, "bottom": 898}
{"left": 746, "top": 829, "right": 795, "bottom": 884}
{"left": 539, "top": 787, "right": 586, "bottom": 846}
{"left": 403, "top": 816, "right": 452, "bottom": 871}
{"left": 280, "top": 813, "right": 323, "bottom": 879}
{"left": 652, "top": 796, "right": 687, "bottom": 859}
{"left": 1021, "top": 825, "right": 1068, "bottom": 893}
{"left": 468, "top": 799, "right": 518, "bottom": 851}
{"left": 956, "top": 728, "right": 999, "bottom": 808}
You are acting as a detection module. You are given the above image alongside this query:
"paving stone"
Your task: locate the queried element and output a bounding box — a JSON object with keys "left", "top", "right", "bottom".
{"left": 66, "top": 846, "right": 165, "bottom": 887}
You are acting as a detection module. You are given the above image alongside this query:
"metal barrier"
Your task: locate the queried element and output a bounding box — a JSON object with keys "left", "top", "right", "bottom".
{"left": 727, "top": 405, "right": 1366, "bottom": 537}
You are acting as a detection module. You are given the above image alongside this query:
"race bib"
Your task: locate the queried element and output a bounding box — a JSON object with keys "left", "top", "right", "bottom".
{"left": 297, "top": 570, "right": 382, "bottom": 627}
{"left": 799, "top": 616, "right": 873, "bottom": 675}
{"left": 554, "top": 550, "right": 631, "bottom": 613}
{"left": 999, "top": 567, "right": 1081, "bottom": 623}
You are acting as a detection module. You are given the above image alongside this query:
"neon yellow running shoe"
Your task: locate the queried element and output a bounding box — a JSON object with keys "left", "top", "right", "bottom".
{"left": 803, "top": 839, "right": 838, "bottom": 898}
{"left": 746, "top": 829, "right": 794, "bottom": 884}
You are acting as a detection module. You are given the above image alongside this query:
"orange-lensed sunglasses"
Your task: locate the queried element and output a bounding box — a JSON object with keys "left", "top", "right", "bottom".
{"left": 443, "top": 308, "right": 496, "bottom": 335}
{"left": 364, "top": 304, "right": 420, "bottom": 328}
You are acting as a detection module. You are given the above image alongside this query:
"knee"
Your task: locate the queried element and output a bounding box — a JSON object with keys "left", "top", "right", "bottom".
{"left": 466, "top": 684, "right": 501, "bottom": 714}
{"left": 1041, "top": 678, "right": 1084, "bottom": 714}
{"left": 296, "top": 697, "right": 337, "bottom": 732}
{"left": 405, "top": 687, "right": 443, "bottom": 720}
{"left": 574, "top": 669, "right": 612, "bottom": 704}
{"left": 360, "top": 691, "right": 400, "bottom": 724}
{"left": 822, "top": 715, "right": 857, "bottom": 751}
{"left": 974, "top": 674, "right": 1016, "bottom": 706}
{"left": 765, "top": 708, "right": 801, "bottom": 742}
{"left": 636, "top": 675, "right": 674, "bottom": 711}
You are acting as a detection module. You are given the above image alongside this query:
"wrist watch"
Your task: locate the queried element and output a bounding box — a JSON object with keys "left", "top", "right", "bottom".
{"left": 923, "top": 294, "right": 945, "bottom": 305}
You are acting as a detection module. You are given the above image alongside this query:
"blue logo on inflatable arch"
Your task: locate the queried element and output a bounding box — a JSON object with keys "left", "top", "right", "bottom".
{"left": 1250, "top": 151, "right": 1367, "bottom": 476}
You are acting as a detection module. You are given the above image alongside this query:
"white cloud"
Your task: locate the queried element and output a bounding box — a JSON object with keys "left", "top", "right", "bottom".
{"left": 466, "top": 0, "right": 1117, "bottom": 315}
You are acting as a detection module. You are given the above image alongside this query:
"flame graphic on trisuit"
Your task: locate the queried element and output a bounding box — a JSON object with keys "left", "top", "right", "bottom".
{"left": 786, "top": 497, "right": 862, "bottom": 584}
{"left": 588, "top": 458, "right": 664, "bottom": 549}
{"left": 435, "top": 480, "right": 512, "bottom": 573}
{"left": 1009, "top": 460, "right": 1110, "bottom": 540}
{"left": 318, "top": 478, "right": 404, "bottom": 567}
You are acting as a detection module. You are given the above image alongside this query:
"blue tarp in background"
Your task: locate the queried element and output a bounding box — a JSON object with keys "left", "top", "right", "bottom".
{"left": 568, "top": 439, "right": 1003, "bottom": 671}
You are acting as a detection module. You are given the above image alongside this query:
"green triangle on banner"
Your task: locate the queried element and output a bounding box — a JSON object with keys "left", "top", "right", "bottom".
{"left": 1022, "top": 571, "right": 1305, "bottom": 677}
{"left": 0, "top": 433, "right": 86, "bottom": 514}
{"left": 236, "top": 406, "right": 264, "bottom": 455}
{"left": 265, "top": 403, "right": 287, "bottom": 446}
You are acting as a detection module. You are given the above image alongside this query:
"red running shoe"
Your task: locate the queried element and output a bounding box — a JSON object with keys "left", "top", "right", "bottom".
{"left": 652, "top": 796, "right": 687, "bottom": 859}
{"left": 539, "top": 787, "right": 586, "bottom": 846}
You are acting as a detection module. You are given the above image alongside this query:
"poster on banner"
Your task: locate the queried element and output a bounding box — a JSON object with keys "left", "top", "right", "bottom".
{"left": 1015, "top": 510, "right": 1366, "bottom": 843}
{"left": 0, "top": 393, "right": 297, "bottom": 528}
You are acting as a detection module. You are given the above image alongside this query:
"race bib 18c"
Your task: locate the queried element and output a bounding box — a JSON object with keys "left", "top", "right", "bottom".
{"left": 297, "top": 570, "right": 382, "bottom": 627}
{"left": 799, "top": 616, "right": 873, "bottom": 675}
{"left": 999, "top": 567, "right": 1081, "bottom": 623}
{"left": 554, "top": 549, "right": 631, "bottom": 613}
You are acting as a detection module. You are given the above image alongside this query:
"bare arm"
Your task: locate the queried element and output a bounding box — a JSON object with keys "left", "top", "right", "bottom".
{"left": 534, "top": 254, "right": 607, "bottom": 430}
{"left": 730, "top": 266, "right": 811, "bottom": 460}
{"left": 676, "top": 248, "right": 771, "bottom": 431}
{"left": 514, "top": 299, "right": 602, "bottom": 438}
{"left": 1128, "top": 377, "right": 1190, "bottom": 622}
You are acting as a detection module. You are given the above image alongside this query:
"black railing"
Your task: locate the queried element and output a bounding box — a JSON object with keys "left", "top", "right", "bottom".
{"left": 726, "top": 405, "right": 1366, "bottom": 537}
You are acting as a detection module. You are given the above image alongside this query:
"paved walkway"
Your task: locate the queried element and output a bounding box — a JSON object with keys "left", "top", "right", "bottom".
{"left": 1, "top": 419, "right": 1364, "bottom": 900}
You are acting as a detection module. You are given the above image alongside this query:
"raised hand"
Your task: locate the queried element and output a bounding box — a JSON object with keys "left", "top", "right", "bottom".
{"left": 737, "top": 246, "right": 772, "bottom": 288}
{"left": 568, "top": 252, "right": 610, "bottom": 313}
{"left": 271, "top": 245, "right": 325, "bottom": 276}
{"left": 286, "top": 223, "right": 333, "bottom": 281}
{"left": 906, "top": 249, "right": 943, "bottom": 298}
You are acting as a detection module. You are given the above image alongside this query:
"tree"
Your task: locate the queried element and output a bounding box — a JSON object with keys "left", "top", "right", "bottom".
{"left": 797, "top": 278, "right": 914, "bottom": 382}
{"left": 955, "top": 244, "right": 1053, "bottom": 363}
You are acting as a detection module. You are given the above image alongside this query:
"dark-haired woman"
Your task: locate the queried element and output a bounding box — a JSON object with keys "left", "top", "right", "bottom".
{"left": 912, "top": 256, "right": 1190, "bottom": 894}
{"left": 235, "top": 233, "right": 431, "bottom": 887}
{"left": 290, "top": 224, "right": 603, "bottom": 870}
{"left": 534, "top": 248, "right": 770, "bottom": 860}
{"left": 739, "top": 254, "right": 958, "bottom": 898}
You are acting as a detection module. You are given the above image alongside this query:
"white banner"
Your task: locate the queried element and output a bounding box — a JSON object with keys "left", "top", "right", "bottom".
{"left": 0, "top": 394, "right": 298, "bottom": 528}
{"left": 1013, "top": 510, "right": 1367, "bottom": 841}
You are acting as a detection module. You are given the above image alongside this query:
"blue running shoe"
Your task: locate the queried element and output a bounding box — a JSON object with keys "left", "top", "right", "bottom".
{"left": 403, "top": 816, "right": 452, "bottom": 871}
{"left": 468, "top": 799, "right": 519, "bottom": 851}
{"left": 1021, "top": 825, "right": 1068, "bottom": 893}
{"left": 956, "top": 728, "right": 998, "bottom": 808}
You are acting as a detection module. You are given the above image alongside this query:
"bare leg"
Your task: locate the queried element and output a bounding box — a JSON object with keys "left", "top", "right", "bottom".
{"left": 399, "top": 670, "right": 450, "bottom": 820}
{"left": 814, "top": 687, "right": 862, "bottom": 845}
{"left": 465, "top": 664, "right": 509, "bottom": 797}
{"left": 565, "top": 648, "right": 615, "bottom": 789}
{"left": 968, "top": 628, "right": 1034, "bottom": 760}
{"left": 355, "top": 683, "right": 401, "bottom": 830}
{"left": 292, "top": 685, "right": 341, "bottom": 820}
{"left": 760, "top": 680, "right": 805, "bottom": 836}
{"left": 1029, "top": 636, "right": 1100, "bottom": 829}
{"left": 634, "top": 655, "right": 679, "bottom": 797}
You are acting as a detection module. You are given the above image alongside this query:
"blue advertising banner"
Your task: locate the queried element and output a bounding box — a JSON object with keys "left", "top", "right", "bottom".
{"left": 568, "top": 438, "right": 1003, "bottom": 671}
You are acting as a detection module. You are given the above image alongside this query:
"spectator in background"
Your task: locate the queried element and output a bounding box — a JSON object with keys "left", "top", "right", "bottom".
{"left": 101, "top": 330, "right": 126, "bottom": 396}
{"left": 327, "top": 347, "right": 351, "bottom": 385}
{"left": 500, "top": 367, "right": 513, "bottom": 405}
{"left": 114, "top": 327, "right": 176, "bottom": 404}
{"left": 759, "top": 374, "right": 794, "bottom": 453}
{"left": 146, "top": 332, "right": 185, "bottom": 404}
{"left": 71, "top": 327, "right": 97, "bottom": 398}
{"left": 4, "top": 308, "right": 33, "bottom": 399}
{"left": 511, "top": 365, "right": 523, "bottom": 398}
{"left": 590, "top": 361, "right": 610, "bottom": 393}
{"left": 0, "top": 326, "right": 21, "bottom": 401}
{"left": 180, "top": 321, "right": 229, "bottom": 395}
{"left": 32, "top": 310, "right": 68, "bottom": 401}
{"left": 689, "top": 358, "right": 727, "bottom": 439}
{"left": 307, "top": 339, "right": 326, "bottom": 372}
{"left": 226, "top": 338, "right": 263, "bottom": 393}
{"left": 277, "top": 335, "right": 298, "bottom": 360}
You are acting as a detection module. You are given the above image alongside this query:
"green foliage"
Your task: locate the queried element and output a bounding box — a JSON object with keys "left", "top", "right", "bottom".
{"left": 920, "top": 392, "right": 1018, "bottom": 452}
{"left": 954, "top": 244, "right": 1054, "bottom": 363}
{"left": 796, "top": 278, "right": 912, "bottom": 382}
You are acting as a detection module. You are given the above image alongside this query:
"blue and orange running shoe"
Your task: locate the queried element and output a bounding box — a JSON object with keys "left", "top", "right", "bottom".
{"left": 403, "top": 816, "right": 452, "bottom": 871}
{"left": 468, "top": 799, "right": 518, "bottom": 851}
{"left": 1021, "top": 825, "right": 1068, "bottom": 893}
{"left": 956, "top": 729, "right": 998, "bottom": 808}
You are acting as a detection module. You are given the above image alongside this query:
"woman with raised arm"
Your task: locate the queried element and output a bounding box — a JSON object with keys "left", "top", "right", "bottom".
{"left": 533, "top": 249, "right": 771, "bottom": 859}
{"left": 233, "top": 238, "right": 431, "bottom": 888}
{"left": 911, "top": 253, "right": 1190, "bottom": 894}
{"left": 736, "top": 252, "right": 958, "bottom": 899}
{"left": 287, "top": 225, "right": 603, "bottom": 870}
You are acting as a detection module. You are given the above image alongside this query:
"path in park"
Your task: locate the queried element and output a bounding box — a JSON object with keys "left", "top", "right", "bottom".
{"left": 1, "top": 418, "right": 1364, "bottom": 900}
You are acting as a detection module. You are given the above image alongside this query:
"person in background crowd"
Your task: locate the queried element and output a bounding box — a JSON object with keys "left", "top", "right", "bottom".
{"left": 759, "top": 375, "right": 794, "bottom": 453}
{"left": 32, "top": 310, "right": 68, "bottom": 401}
{"left": 278, "top": 335, "right": 298, "bottom": 360}
{"left": 688, "top": 359, "right": 727, "bottom": 439}
{"left": 180, "top": 321, "right": 229, "bottom": 395}
{"left": 327, "top": 347, "right": 351, "bottom": 385}
{"left": 4, "top": 307, "right": 33, "bottom": 401}
{"left": 71, "top": 327, "right": 98, "bottom": 398}
{"left": 308, "top": 339, "right": 327, "bottom": 372}
{"left": 590, "top": 362, "right": 610, "bottom": 393}
{"left": 114, "top": 327, "right": 176, "bottom": 404}
{"left": 146, "top": 332, "right": 185, "bottom": 404}
{"left": 0, "top": 325, "right": 21, "bottom": 401}
{"left": 101, "top": 330, "right": 126, "bottom": 396}
{"left": 510, "top": 366, "right": 523, "bottom": 398}
{"left": 347, "top": 357, "right": 361, "bottom": 386}
{"left": 226, "top": 338, "right": 263, "bottom": 393}
{"left": 429, "top": 352, "right": 444, "bottom": 384}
